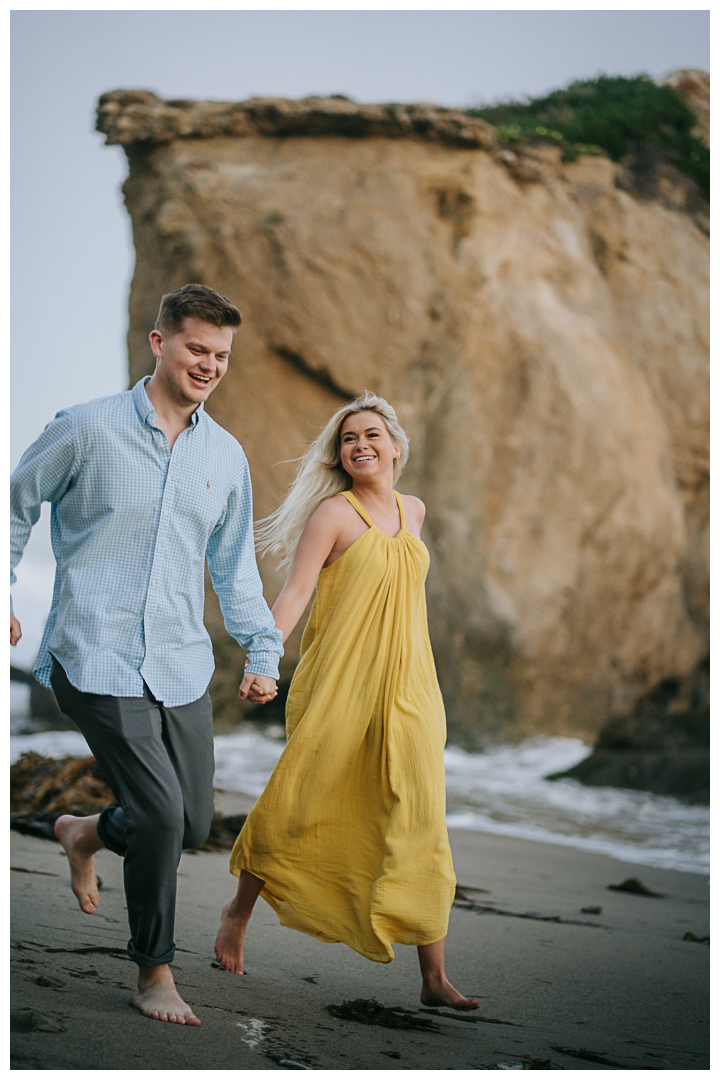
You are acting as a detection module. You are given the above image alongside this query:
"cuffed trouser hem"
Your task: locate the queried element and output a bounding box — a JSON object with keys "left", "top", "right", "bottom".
{"left": 127, "top": 939, "right": 176, "bottom": 967}
{"left": 96, "top": 803, "right": 128, "bottom": 857}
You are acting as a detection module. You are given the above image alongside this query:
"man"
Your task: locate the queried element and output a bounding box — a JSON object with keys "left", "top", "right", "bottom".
{"left": 10, "top": 284, "right": 282, "bottom": 1026}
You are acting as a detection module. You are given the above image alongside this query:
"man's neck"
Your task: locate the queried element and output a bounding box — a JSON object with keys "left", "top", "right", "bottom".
{"left": 145, "top": 375, "right": 198, "bottom": 449}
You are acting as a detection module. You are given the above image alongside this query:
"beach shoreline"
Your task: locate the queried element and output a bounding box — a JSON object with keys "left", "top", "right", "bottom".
{"left": 11, "top": 807, "right": 709, "bottom": 1071}
{"left": 12, "top": 728, "right": 710, "bottom": 876}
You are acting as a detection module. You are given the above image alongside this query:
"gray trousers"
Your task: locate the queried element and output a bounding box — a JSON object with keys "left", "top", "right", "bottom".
{"left": 50, "top": 658, "right": 215, "bottom": 967}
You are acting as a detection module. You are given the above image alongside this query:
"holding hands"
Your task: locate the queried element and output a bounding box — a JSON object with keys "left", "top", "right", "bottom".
{"left": 238, "top": 665, "right": 277, "bottom": 705}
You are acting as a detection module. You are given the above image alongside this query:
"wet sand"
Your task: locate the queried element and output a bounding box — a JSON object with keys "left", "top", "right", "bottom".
{"left": 11, "top": 792, "right": 709, "bottom": 1071}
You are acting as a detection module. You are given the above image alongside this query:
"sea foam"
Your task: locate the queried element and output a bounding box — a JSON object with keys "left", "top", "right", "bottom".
{"left": 10, "top": 728, "right": 708, "bottom": 875}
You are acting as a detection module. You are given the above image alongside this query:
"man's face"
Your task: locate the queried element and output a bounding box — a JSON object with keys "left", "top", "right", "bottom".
{"left": 149, "top": 317, "right": 233, "bottom": 408}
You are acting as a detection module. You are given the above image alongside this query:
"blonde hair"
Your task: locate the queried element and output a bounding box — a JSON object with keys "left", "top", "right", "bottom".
{"left": 256, "top": 390, "right": 409, "bottom": 569}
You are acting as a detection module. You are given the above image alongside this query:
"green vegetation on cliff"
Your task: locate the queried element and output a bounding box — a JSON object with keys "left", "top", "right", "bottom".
{"left": 468, "top": 75, "right": 709, "bottom": 199}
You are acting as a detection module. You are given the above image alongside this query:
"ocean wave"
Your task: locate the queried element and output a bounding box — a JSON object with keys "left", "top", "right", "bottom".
{"left": 443, "top": 738, "right": 709, "bottom": 874}
{"left": 10, "top": 729, "right": 708, "bottom": 875}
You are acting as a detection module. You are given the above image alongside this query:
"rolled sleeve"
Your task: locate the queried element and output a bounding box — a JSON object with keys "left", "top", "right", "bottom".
{"left": 206, "top": 453, "right": 283, "bottom": 680}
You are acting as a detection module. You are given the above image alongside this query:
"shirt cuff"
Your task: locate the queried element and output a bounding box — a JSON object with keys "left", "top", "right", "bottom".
{"left": 245, "top": 651, "right": 281, "bottom": 681}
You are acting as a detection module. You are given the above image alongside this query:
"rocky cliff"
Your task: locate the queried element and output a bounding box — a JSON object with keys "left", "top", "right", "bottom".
{"left": 97, "top": 87, "right": 709, "bottom": 748}
{"left": 662, "top": 69, "right": 710, "bottom": 146}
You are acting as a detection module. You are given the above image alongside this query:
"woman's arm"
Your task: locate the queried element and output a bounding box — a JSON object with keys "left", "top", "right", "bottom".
{"left": 271, "top": 498, "right": 344, "bottom": 643}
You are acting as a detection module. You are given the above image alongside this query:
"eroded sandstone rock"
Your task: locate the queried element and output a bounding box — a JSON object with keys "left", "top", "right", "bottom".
{"left": 97, "top": 91, "right": 709, "bottom": 747}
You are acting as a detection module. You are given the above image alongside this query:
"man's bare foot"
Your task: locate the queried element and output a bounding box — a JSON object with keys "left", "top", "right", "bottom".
{"left": 420, "top": 978, "right": 480, "bottom": 1011}
{"left": 54, "top": 814, "right": 103, "bottom": 914}
{"left": 132, "top": 964, "right": 200, "bottom": 1025}
{"left": 214, "top": 898, "right": 247, "bottom": 973}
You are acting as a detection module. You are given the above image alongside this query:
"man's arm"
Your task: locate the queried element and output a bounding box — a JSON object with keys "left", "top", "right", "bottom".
{"left": 206, "top": 452, "right": 283, "bottom": 703}
{"left": 10, "top": 410, "right": 77, "bottom": 643}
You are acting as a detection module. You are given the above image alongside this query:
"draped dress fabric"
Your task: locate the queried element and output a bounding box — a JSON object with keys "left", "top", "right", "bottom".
{"left": 229, "top": 489, "right": 456, "bottom": 963}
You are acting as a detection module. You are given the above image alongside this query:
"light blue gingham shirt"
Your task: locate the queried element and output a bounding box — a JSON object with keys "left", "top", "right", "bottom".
{"left": 10, "top": 378, "right": 283, "bottom": 706}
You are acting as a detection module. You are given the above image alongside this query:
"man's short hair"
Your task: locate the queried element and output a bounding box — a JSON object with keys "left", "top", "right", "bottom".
{"left": 155, "top": 284, "right": 242, "bottom": 336}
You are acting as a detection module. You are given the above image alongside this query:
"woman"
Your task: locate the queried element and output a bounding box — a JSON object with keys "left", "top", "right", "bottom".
{"left": 215, "top": 391, "right": 478, "bottom": 1010}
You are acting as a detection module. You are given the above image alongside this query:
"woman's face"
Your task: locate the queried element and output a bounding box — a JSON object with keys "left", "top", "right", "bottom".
{"left": 340, "top": 411, "right": 399, "bottom": 482}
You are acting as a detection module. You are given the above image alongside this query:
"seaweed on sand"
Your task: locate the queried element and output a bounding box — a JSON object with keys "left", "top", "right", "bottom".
{"left": 326, "top": 998, "right": 443, "bottom": 1032}
{"left": 608, "top": 877, "right": 665, "bottom": 898}
{"left": 9, "top": 752, "right": 246, "bottom": 850}
{"left": 10, "top": 753, "right": 115, "bottom": 838}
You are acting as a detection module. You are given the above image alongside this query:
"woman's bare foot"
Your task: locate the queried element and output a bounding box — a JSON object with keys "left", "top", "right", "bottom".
{"left": 54, "top": 814, "right": 103, "bottom": 914}
{"left": 420, "top": 977, "right": 480, "bottom": 1011}
{"left": 214, "top": 898, "right": 247, "bottom": 973}
{"left": 132, "top": 964, "right": 200, "bottom": 1025}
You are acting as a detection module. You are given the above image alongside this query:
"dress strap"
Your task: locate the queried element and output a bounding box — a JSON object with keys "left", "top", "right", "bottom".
{"left": 394, "top": 490, "right": 406, "bottom": 530}
{"left": 341, "top": 490, "right": 375, "bottom": 529}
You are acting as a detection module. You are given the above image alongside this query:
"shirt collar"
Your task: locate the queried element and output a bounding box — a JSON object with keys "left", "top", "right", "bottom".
{"left": 132, "top": 376, "right": 205, "bottom": 428}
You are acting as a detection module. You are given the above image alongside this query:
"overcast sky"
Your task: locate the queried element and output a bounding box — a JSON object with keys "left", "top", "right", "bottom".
{"left": 9, "top": 9, "right": 710, "bottom": 666}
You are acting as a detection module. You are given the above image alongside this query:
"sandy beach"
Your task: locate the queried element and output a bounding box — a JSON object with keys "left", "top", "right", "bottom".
{"left": 10, "top": 785, "right": 709, "bottom": 1072}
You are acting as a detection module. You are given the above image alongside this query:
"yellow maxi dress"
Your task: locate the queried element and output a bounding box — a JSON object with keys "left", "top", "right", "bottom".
{"left": 229, "top": 490, "right": 456, "bottom": 963}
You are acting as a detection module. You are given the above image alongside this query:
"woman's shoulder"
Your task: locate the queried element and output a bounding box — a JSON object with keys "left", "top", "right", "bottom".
{"left": 313, "top": 491, "right": 353, "bottom": 517}
{"left": 398, "top": 493, "right": 426, "bottom": 514}
{"left": 398, "top": 493, "right": 426, "bottom": 529}
{"left": 305, "top": 491, "right": 355, "bottom": 531}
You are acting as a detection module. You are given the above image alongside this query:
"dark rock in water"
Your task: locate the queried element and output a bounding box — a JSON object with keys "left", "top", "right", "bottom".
{"left": 546, "top": 656, "right": 709, "bottom": 802}
{"left": 30, "top": 678, "right": 78, "bottom": 730}
{"left": 608, "top": 877, "right": 664, "bottom": 897}
{"left": 683, "top": 931, "right": 709, "bottom": 943}
{"left": 10, "top": 664, "right": 34, "bottom": 685}
{"left": 10, "top": 664, "right": 78, "bottom": 731}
